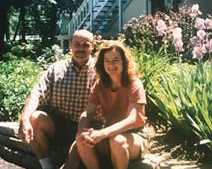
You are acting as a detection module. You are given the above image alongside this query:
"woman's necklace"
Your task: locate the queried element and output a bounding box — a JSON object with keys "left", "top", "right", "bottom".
{"left": 111, "top": 84, "right": 121, "bottom": 92}
{"left": 111, "top": 87, "right": 119, "bottom": 92}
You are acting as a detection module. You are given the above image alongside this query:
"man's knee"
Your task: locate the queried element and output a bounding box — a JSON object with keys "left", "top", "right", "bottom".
{"left": 30, "top": 111, "right": 47, "bottom": 127}
{"left": 31, "top": 111, "right": 55, "bottom": 136}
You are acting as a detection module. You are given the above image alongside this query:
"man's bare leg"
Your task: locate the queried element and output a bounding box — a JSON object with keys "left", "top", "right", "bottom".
{"left": 20, "top": 111, "right": 55, "bottom": 169}
{"left": 29, "top": 111, "right": 55, "bottom": 157}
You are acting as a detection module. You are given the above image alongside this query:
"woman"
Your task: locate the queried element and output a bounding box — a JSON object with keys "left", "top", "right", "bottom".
{"left": 76, "top": 40, "right": 148, "bottom": 169}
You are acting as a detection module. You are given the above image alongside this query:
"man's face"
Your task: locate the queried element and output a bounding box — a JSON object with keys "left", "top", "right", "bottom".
{"left": 71, "top": 35, "right": 94, "bottom": 65}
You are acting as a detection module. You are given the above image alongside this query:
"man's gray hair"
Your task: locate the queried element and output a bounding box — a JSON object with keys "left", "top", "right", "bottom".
{"left": 72, "top": 29, "right": 94, "bottom": 42}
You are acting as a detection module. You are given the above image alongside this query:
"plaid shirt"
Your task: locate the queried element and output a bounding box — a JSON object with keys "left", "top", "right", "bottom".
{"left": 31, "top": 57, "right": 103, "bottom": 122}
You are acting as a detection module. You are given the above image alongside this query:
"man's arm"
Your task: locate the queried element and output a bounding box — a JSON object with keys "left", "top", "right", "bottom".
{"left": 18, "top": 94, "right": 40, "bottom": 143}
{"left": 20, "top": 94, "right": 39, "bottom": 122}
{"left": 78, "top": 102, "right": 97, "bottom": 132}
{"left": 76, "top": 102, "right": 97, "bottom": 148}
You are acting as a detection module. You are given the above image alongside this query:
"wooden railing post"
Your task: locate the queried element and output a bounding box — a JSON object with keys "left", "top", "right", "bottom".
{"left": 90, "top": 0, "right": 93, "bottom": 32}
{"left": 119, "top": 0, "right": 123, "bottom": 32}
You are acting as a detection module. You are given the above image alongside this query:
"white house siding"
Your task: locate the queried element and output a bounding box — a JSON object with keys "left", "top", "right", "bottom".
{"left": 101, "top": 0, "right": 147, "bottom": 37}
{"left": 180, "top": 0, "right": 212, "bottom": 17}
{"left": 123, "top": 0, "right": 147, "bottom": 24}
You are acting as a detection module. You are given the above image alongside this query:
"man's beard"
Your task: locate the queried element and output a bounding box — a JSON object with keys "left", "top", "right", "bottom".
{"left": 76, "top": 51, "right": 86, "bottom": 58}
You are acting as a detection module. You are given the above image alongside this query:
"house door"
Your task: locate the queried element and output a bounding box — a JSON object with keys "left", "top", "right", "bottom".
{"left": 151, "top": 0, "right": 181, "bottom": 14}
{"left": 151, "top": 0, "right": 165, "bottom": 14}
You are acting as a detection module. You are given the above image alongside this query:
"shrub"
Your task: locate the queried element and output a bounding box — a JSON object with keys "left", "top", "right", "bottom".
{"left": 37, "top": 44, "right": 65, "bottom": 69}
{"left": 4, "top": 41, "right": 65, "bottom": 65}
{"left": 5, "top": 41, "right": 42, "bottom": 61}
{"left": 0, "top": 59, "right": 42, "bottom": 121}
{"left": 10, "top": 42, "right": 36, "bottom": 59}
{"left": 123, "top": 4, "right": 212, "bottom": 62}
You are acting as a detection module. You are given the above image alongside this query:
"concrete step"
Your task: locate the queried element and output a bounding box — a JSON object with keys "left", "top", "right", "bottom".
{"left": 0, "top": 122, "right": 211, "bottom": 169}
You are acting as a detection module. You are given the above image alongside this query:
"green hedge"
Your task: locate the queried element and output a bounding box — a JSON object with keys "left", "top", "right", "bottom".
{"left": 0, "top": 59, "right": 42, "bottom": 121}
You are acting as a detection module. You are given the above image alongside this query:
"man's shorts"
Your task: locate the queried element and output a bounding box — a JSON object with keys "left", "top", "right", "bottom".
{"left": 48, "top": 111, "right": 78, "bottom": 146}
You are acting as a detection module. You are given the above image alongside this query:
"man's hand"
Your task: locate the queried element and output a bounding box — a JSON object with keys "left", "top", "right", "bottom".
{"left": 18, "top": 119, "right": 34, "bottom": 144}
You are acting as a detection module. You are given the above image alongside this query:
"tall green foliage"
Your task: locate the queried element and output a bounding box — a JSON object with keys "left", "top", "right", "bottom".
{"left": 149, "top": 62, "right": 212, "bottom": 149}
{"left": 132, "top": 48, "right": 170, "bottom": 95}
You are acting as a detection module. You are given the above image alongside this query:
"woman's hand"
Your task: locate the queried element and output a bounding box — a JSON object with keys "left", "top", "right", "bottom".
{"left": 89, "top": 129, "right": 106, "bottom": 144}
{"left": 134, "top": 113, "right": 147, "bottom": 128}
{"left": 133, "top": 103, "right": 147, "bottom": 128}
{"left": 76, "top": 128, "right": 94, "bottom": 149}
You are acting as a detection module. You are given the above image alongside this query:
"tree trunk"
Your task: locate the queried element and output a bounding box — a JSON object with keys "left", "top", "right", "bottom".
{"left": 20, "top": 6, "right": 27, "bottom": 42}
{"left": 13, "top": 8, "right": 21, "bottom": 42}
{"left": 49, "top": 5, "right": 58, "bottom": 45}
{"left": 5, "top": 10, "right": 10, "bottom": 41}
{"left": 0, "top": 4, "right": 9, "bottom": 60}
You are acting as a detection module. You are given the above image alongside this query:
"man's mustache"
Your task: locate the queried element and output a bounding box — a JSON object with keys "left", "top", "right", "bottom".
{"left": 76, "top": 51, "right": 85, "bottom": 53}
{"left": 76, "top": 51, "right": 85, "bottom": 54}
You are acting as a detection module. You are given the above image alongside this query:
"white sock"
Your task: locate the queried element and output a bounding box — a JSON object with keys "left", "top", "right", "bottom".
{"left": 39, "top": 157, "right": 54, "bottom": 169}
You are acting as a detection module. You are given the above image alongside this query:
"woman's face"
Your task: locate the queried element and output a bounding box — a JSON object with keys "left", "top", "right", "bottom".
{"left": 103, "top": 49, "right": 123, "bottom": 78}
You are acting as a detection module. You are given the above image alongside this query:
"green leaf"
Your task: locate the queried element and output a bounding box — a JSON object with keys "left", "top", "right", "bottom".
{"left": 48, "top": 0, "right": 57, "bottom": 4}
{"left": 194, "top": 139, "right": 212, "bottom": 146}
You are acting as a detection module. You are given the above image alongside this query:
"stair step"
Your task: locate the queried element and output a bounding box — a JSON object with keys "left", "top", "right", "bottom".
{"left": 94, "top": 6, "right": 118, "bottom": 10}
{"left": 95, "top": 20, "right": 110, "bottom": 25}
{"left": 95, "top": 2, "right": 114, "bottom": 7}
{"left": 98, "top": 0, "right": 115, "bottom": 2}
{"left": 96, "top": 11, "right": 117, "bottom": 17}
{"left": 94, "top": 18, "right": 112, "bottom": 21}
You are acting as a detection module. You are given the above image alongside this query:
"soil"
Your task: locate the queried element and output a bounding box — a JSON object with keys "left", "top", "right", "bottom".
{"left": 147, "top": 119, "right": 212, "bottom": 169}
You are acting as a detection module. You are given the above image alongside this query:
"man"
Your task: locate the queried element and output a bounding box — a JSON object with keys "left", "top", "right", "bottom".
{"left": 18, "top": 29, "right": 100, "bottom": 169}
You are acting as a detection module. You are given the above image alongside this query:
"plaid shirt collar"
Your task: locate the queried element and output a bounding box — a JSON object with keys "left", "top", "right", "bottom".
{"left": 71, "top": 56, "right": 95, "bottom": 73}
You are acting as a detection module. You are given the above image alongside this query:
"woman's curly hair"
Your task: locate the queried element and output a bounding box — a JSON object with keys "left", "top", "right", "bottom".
{"left": 95, "top": 40, "right": 139, "bottom": 88}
